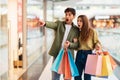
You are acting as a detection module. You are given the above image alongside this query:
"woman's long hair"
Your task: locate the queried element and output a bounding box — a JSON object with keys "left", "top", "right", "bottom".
{"left": 78, "top": 15, "right": 92, "bottom": 42}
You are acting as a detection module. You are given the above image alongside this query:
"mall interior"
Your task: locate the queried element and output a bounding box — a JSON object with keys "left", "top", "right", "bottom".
{"left": 0, "top": 0, "right": 120, "bottom": 80}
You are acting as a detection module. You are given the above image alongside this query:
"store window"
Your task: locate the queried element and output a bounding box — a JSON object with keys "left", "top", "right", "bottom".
{"left": 27, "top": 0, "right": 44, "bottom": 66}
{"left": 92, "top": 15, "right": 120, "bottom": 28}
{"left": 0, "top": 0, "right": 9, "bottom": 79}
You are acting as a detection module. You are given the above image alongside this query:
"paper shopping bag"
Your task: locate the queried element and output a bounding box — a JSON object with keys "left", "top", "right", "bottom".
{"left": 101, "top": 55, "right": 113, "bottom": 76}
{"left": 58, "top": 52, "right": 65, "bottom": 74}
{"left": 51, "top": 48, "right": 64, "bottom": 72}
{"left": 68, "top": 49, "right": 79, "bottom": 77}
{"left": 102, "top": 51, "right": 117, "bottom": 70}
{"left": 85, "top": 54, "right": 102, "bottom": 75}
{"left": 109, "top": 55, "right": 117, "bottom": 70}
{"left": 64, "top": 50, "right": 71, "bottom": 79}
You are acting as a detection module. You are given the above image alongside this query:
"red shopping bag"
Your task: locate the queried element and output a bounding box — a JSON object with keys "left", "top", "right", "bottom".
{"left": 85, "top": 54, "right": 102, "bottom": 75}
{"left": 58, "top": 53, "right": 65, "bottom": 74}
{"left": 64, "top": 50, "right": 71, "bottom": 79}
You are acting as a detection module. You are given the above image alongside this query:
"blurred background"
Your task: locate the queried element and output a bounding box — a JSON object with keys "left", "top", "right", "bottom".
{"left": 0, "top": 0, "right": 120, "bottom": 80}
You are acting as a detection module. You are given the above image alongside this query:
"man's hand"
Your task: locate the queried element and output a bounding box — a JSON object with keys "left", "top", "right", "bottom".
{"left": 38, "top": 20, "right": 45, "bottom": 27}
{"left": 64, "top": 41, "right": 70, "bottom": 49}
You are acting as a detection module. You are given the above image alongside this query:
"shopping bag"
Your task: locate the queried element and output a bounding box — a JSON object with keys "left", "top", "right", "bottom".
{"left": 85, "top": 54, "right": 102, "bottom": 75}
{"left": 109, "top": 55, "right": 117, "bottom": 70}
{"left": 101, "top": 55, "right": 113, "bottom": 76}
{"left": 51, "top": 48, "right": 64, "bottom": 72}
{"left": 64, "top": 50, "right": 71, "bottom": 79}
{"left": 67, "top": 49, "right": 79, "bottom": 77}
{"left": 102, "top": 51, "right": 117, "bottom": 70}
{"left": 58, "top": 52, "right": 65, "bottom": 74}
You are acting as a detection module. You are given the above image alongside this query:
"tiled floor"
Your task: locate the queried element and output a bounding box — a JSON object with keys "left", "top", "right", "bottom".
{"left": 20, "top": 52, "right": 50, "bottom": 80}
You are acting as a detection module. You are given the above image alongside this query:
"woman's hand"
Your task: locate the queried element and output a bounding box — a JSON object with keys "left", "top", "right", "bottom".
{"left": 95, "top": 43, "right": 102, "bottom": 55}
{"left": 73, "top": 38, "right": 78, "bottom": 43}
{"left": 95, "top": 43, "right": 101, "bottom": 50}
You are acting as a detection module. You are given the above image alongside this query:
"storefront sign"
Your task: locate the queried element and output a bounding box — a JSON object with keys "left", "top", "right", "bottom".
{"left": 18, "top": 0, "right": 22, "bottom": 33}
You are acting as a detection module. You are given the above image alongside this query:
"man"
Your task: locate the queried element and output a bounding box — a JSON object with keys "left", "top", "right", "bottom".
{"left": 38, "top": 7, "right": 79, "bottom": 80}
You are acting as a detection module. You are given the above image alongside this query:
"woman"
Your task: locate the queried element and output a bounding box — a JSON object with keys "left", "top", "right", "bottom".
{"left": 74, "top": 15, "right": 101, "bottom": 80}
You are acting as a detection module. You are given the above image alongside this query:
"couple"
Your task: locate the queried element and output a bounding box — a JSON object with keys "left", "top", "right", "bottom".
{"left": 38, "top": 7, "right": 101, "bottom": 80}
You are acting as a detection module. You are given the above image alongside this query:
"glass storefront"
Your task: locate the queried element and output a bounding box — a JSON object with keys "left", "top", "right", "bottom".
{"left": 0, "top": 0, "right": 8, "bottom": 80}
{"left": 27, "top": 0, "right": 44, "bottom": 66}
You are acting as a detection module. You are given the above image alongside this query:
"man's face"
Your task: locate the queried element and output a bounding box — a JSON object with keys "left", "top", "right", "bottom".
{"left": 65, "top": 12, "right": 75, "bottom": 25}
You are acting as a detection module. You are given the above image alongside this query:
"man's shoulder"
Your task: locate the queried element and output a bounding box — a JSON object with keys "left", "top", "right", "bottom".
{"left": 55, "top": 20, "right": 64, "bottom": 23}
{"left": 54, "top": 20, "right": 65, "bottom": 25}
{"left": 73, "top": 25, "right": 79, "bottom": 31}
{"left": 72, "top": 23, "right": 78, "bottom": 28}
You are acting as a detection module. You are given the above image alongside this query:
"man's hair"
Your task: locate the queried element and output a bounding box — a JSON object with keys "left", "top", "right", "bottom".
{"left": 64, "top": 7, "right": 76, "bottom": 16}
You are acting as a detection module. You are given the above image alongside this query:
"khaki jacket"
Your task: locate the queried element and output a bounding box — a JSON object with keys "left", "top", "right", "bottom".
{"left": 45, "top": 20, "right": 79, "bottom": 57}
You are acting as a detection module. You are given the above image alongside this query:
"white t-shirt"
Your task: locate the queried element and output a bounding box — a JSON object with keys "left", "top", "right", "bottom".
{"left": 61, "top": 24, "right": 72, "bottom": 48}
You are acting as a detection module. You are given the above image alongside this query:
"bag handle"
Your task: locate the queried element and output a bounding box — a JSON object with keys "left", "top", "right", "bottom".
{"left": 94, "top": 46, "right": 109, "bottom": 55}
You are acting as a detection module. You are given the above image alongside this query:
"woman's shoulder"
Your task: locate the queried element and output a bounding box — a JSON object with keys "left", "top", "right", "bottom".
{"left": 90, "top": 28, "right": 97, "bottom": 33}
{"left": 89, "top": 28, "right": 98, "bottom": 36}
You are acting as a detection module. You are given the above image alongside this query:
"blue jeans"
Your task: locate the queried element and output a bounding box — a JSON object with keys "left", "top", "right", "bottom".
{"left": 52, "top": 71, "right": 60, "bottom": 80}
{"left": 52, "top": 57, "right": 60, "bottom": 80}
{"left": 74, "top": 50, "right": 92, "bottom": 80}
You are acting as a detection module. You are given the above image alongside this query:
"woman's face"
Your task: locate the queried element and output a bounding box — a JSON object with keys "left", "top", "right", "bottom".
{"left": 77, "top": 17, "right": 83, "bottom": 29}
